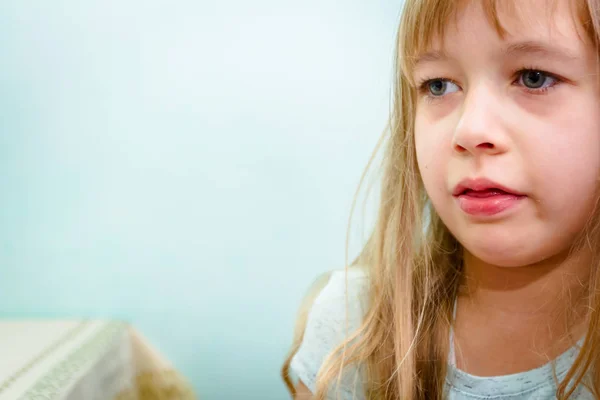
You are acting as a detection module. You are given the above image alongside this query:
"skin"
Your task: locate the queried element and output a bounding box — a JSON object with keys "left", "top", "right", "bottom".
{"left": 294, "top": 382, "right": 312, "bottom": 399}
{"left": 414, "top": 0, "right": 600, "bottom": 375}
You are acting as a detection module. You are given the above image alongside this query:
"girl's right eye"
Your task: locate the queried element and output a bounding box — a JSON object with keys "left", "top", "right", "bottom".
{"left": 420, "top": 79, "right": 460, "bottom": 97}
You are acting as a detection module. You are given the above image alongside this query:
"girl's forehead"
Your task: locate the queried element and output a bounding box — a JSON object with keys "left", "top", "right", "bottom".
{"left": 404, "top": 0, "right": 590, "bottom": 66}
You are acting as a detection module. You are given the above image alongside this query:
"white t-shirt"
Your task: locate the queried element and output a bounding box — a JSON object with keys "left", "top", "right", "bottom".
{"left": 291, "top": 268, "right": 369, "bottom": 397}
{"left": 290, "top": 269, "right": 594, "bottom": 399}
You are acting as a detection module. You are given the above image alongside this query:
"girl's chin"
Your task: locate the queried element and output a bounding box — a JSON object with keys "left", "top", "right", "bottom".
{"left": 464, "top": 246, "right": 554, "bottom": 268}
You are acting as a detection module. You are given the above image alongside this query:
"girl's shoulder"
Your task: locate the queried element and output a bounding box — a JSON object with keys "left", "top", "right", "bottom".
{"left": 290, "top": 266, "right": 370, "bottom": 395}
{"left": 311, "top": 267, "right": 370, "bottom": 318}
{"left": 302, "top": 266, "right": 370, "bottom": 338}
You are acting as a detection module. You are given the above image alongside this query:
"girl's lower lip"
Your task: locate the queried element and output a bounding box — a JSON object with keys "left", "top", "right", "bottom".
{"left": 456, "top": 193, "right": 525, "bottom": 216}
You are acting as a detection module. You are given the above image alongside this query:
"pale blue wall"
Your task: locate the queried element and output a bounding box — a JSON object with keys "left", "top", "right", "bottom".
{"left": 0, "top": 1, "right": 402, "bottom": 399}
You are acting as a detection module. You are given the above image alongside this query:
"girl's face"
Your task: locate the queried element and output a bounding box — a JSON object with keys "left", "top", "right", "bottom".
{"left": 414, "top": 0, "right": 600, "bottom": 267}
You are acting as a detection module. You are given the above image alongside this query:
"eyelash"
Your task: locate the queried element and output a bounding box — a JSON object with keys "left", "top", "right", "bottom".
{"left": 417, "top": 68, "right": 562, "bottom": 102}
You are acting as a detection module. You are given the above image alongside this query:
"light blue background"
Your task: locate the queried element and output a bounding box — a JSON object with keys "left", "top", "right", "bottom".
{"left": 0, "top": 1, "right": 402, "bottom": 399}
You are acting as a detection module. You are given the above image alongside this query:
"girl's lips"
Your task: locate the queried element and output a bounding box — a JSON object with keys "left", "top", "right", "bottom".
{"left": 452, "top": 178, "right": 524, "bottom": 197}
{"left": 461, "top": 188, "right": 512, "bottom": 198}
{"left": 456, "top": 190, "right": 526, "bottom": 216}
{"left": 452, "top": 178, "right": 526, "bottom": 217}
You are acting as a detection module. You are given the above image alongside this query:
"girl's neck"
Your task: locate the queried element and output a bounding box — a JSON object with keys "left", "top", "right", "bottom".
{"left": 461, "top": 248, "right": 591, "bottom": 317}
{"left": 452, "top": 247, "right": 591, "bottom": 376}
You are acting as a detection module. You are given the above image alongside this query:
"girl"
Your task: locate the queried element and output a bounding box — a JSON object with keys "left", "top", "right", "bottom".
{"left": 282, "top": 0, "right": 600, "bottom": 399}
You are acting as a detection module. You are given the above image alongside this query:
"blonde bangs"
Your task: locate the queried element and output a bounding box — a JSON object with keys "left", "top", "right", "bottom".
{"left": 398, "top": 0, "right": 594, "bottom": 81}
{"left": 398, "top": 0, "right": 465, "bottom": 77}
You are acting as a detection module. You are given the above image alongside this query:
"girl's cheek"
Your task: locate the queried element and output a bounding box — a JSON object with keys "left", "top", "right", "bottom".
{"left": 416, "top": 128, "right": 446, "bottom": 190}
{"left": 511, "top": 90, "right": 568, "bottom": 118}
{"left": 417, "top": 94, "right": 460, "bottom": 120}
{"left": 416, "top": 120, "right": 441, "bottom": 159}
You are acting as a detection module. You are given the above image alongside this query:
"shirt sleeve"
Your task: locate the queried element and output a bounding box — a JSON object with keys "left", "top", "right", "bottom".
{"left": 290, "top": 268, "right": 368, "bottom": 398}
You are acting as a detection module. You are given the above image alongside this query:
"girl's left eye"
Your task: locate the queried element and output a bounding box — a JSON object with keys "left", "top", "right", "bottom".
{"left": 517, "top": 70, "right": 557, "bottom": 90}
{"left": 423, "top": 79, "right": 460, "bottom": 97}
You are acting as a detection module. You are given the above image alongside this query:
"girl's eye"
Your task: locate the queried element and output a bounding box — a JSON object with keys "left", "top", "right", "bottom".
{"left": 518, "top": 70, "right": 557, "bottom": 90}
{"left": 426, "top": 79, "right": 460, "bottom": 97}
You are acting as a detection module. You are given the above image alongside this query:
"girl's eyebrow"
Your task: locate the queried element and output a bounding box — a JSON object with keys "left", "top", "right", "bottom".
{"left": 413, "top": 50, "right": 448, "bottom": 67}
{"left": 413, "top": 40, "right": 580, "bottom": 68}
{"left": 503, "top": 40, "right": 580, "bottom": 62}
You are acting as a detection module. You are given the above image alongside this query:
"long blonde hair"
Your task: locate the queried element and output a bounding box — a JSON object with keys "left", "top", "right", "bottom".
{"left": 282, "top": 0, "right": 600, "bottom": 398}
